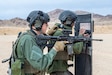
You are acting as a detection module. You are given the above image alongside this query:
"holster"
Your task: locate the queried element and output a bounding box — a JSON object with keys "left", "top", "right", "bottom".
{"left": 82, "top": 46, "right": 92, "bottom": 56}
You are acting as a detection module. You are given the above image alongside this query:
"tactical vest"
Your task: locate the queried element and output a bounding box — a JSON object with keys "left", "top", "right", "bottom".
{"left": 50, "top": 23, "right": 71, "bottom": 60}
{"left": 11, "top": 31, "right": 45, "bottom": 75}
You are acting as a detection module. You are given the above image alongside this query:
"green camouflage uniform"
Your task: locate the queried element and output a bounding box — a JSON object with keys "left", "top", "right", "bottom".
{"left": 13, "top": 30, "right": 57, "bottom": 75}
{"left": 47, "top": 23, "right": 83, "bottom": 75}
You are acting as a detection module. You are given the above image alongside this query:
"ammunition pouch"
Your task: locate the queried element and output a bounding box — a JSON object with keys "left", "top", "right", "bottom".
{"left": 11, "top": 59, "right": 24, "bottom": 75}
{"left": 54, "top": 51, "right": 72, "bottom": 60}
{"left": 11, "top": 59, "right": 43, "bottom": 75}
{"left": 24, "top": 60, "right": 40, "bottom": 74}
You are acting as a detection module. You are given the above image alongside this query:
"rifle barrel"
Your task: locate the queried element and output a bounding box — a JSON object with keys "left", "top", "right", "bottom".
{"left": 91, "top": 39, "right": 103, "bottom": 41}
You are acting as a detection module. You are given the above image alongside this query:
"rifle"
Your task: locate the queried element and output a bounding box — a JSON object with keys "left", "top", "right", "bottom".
{"left": 37, "top": 30, "right": 103, "bottom": 55}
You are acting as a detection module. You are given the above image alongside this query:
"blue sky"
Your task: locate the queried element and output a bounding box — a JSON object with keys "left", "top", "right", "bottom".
{"left": 0, "top": 0, "right": 112, "bottom": 20}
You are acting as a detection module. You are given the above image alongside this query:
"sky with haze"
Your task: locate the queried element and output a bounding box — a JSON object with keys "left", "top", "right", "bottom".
{"left": 0, "top": 0, "right": 111, "bottom": 20}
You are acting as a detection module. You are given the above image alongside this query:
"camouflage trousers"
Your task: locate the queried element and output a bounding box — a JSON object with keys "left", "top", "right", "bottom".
{"left": 50, "top": 70, "right": 73, "bottom": 75}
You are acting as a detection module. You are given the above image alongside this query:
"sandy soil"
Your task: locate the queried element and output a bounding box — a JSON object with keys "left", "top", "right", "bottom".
{"left": 0, "top": 34, "right": 112, "bottom": 75}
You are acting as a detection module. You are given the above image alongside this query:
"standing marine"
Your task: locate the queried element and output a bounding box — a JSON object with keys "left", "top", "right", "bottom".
{"left": 46, "top": 10, "right": 85, "bottom": 75}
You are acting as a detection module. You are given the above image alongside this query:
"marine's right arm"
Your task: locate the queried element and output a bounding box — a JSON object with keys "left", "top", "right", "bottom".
{"left": 19, "top": 35, "right": 57, "bottom": 71}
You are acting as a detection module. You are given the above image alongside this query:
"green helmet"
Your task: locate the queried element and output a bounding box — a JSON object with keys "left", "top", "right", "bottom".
{"left": 27, "top": 10, "right": 50, "bottom": 30}
{"left": 59, "top": 10, "right": 77, "bottom": 26}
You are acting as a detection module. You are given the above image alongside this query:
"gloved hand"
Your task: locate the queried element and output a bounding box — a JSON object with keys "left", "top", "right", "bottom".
{"left": 46, "top": 25, "right": 58, "bottom": 35}
{"left": 79, "top": 28, "right": 86, "bottom": 35}
{"left": 53, "top": 41, "right": 68, "bottom": 52}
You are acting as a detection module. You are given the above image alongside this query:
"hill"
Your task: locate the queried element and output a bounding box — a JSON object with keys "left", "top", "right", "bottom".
{"left": 0, "top": 9, "right": 112, "bottom": 34}
{"left": 48, "top": 9, "right": 112, "bottom": 26}
{"left": 0, "top": 9, "right": 112, "bottom": 27}
{"left": 0, "top": 17, "right": 28, "bottom": 27}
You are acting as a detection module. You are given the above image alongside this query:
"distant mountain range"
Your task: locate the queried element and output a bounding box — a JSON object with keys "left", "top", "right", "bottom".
{"left": 0, "top": 9, "right": 112, "bottom": 27}
{"left": 48, "top": 9, "right": 112, "bottom": 22}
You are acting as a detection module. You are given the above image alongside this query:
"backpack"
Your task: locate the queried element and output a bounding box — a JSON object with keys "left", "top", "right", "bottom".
{"left": 2, "top": 32, "right": 26, "bottom": 75}
{"left": 11, "top": 32, "right": 25, "bottom": 75}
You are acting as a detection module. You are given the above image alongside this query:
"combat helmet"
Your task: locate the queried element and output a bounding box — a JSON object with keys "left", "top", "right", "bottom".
{"left": 59, "top": 10, "right": 77, "bottom": 27}
{"left": 27, "top": 10, "right": 50, "bottom": 30}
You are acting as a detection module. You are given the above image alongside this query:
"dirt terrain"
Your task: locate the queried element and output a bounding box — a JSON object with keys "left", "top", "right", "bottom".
{"left": 0, "top": 34, "right": 112, "bottom": 75}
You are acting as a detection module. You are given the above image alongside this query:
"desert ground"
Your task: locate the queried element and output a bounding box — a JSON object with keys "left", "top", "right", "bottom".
{"left": 0, "top": 26, "right": 112, "bottom": 75}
